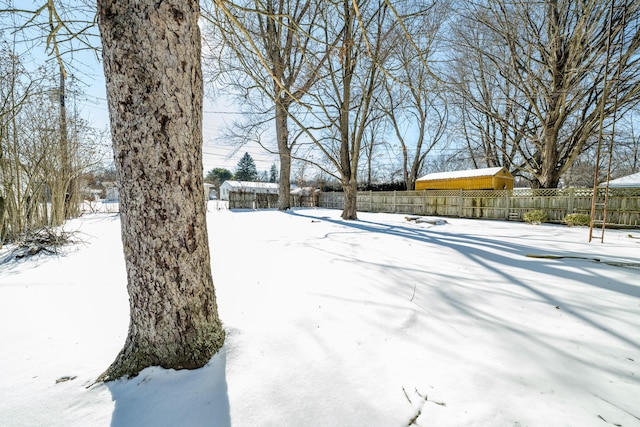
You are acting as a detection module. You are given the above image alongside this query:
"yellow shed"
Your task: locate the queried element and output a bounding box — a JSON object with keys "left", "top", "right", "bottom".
{"left": 415, "top": 166, "right": 514, "bottom": 191}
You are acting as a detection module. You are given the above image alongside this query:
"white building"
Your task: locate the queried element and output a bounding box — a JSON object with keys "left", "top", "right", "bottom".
{"left": 203, "top": 183, "right": 217, "bottom": 200}
{"left": 105, "top": 186, "right": 119, "bottom": 202}
{"left": 219, "top": 180, "right": 279, "bottom": 200}
{"left": 604, "top": 172, "right": 640, "bottom": 188}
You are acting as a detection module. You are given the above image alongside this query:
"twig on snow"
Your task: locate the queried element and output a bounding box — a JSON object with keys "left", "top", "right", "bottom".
{"left": 594, "top": 394, "right": 640, "bottom": 422}
{"left": 403, "top": 387, "right": 446, "bottom": 426}
{"left": 2, "top": 227, "right": 80, "bottom": 263}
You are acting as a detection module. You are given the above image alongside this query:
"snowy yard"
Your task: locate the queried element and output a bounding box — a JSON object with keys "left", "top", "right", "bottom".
{"left": 1, "top": 205, "right": 639, "bottom": 426}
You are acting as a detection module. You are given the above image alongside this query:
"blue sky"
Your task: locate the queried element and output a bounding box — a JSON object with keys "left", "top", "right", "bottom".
{"left": 68, "top": 42, "right": 277, "bottom": 174}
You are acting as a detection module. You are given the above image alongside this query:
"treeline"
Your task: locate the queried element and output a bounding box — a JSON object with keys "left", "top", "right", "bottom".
{"left": 320, "top": 181, "right": 407, "bottom": 193}
{"left": 0, "top": 38, "right": 108, "bottom": 245}
{"left": 203, "top": 0, "right": 640, "bottom": 217}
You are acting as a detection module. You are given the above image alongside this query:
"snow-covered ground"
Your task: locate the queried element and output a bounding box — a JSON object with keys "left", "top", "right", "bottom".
{"left": 1, "top": 205, "right": 638, "bottom": 427}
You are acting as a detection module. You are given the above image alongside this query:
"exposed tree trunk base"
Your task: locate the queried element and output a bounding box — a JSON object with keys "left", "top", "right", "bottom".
{"left": 341, "top": 209, "right": 358, "bottom": 220}
{"left": 341, "top": 182, "right": 358, "bottom": 220}
{"left": 97, "top": 323, "right": 224, "bottom": 382}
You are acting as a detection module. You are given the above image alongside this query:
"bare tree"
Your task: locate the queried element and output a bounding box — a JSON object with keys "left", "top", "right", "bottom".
{"left": 448, "top": 0, "right": 640, "bottom": 188}
{"left": 96, "top": 0, "right": 224, "bottom": 380}
{"left": 360, "top": 117, "right": 388, "bottom": 188}
{"left": 202, "top": 0, "right": 325, "bottom": 210}
{"left": 382, "top": 2, "right": 448, "bottom": 190}
{"left": 0, "top": 32, "right": 97, "bottom": 243}
{"left": 449, "top": 33, "right": 528, "bottom": 175}
{"left": 0, "top": 33, "right": 34, "bottom": 243}
{"left": 301, "top": 0, "right": 396, "bottom": 219}
{"left": 1, "top": 1, "right": 100, "bottom": 217}
{"left": 566, "top": 108, "right": 640, "bottom": 185}
{"left": 615, "top": 110, "right": 640, "bottom": 175}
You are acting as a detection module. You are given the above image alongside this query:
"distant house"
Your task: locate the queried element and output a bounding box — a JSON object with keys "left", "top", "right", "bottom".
{"left": 203, "top": 183, "right": 217, "bottom": 200}
{"left": 86, "top": 188, "right": 103, "bottom": 201}
{"left": 602, "top": 172, "right": 640, "bottom": 188}
{"left": 219, "top": 180, "right": 279, "bottom": 200}
{"left": 415, "top": 166, "right": 514, "bottom": 191}
{"left": 105, "top": 186, "right": 119, "bottom": 202}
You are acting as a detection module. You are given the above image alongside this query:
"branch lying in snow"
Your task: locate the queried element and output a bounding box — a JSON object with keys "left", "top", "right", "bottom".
{"left": 403, "top": 387, "right": 446, "bottom": 426}
{"left": 526, "top": 254, "right": 601, "bottom": 262}
{"left": 2, "top": 227, "right": 80, "bottom": 262}
{"left": 597, "top": 414, "right": 622, "bottom": 426}
{"left": 55, "top": 375, "right": 77, "bottom": 384}
{"left": 405, "top": 216, "right": 448, "bottom": 225}
{"left": 526, "top": 254, "right": 640, "bottom": 269}
{"left": 594, "top": 394, "right": 640, "bottom": 422}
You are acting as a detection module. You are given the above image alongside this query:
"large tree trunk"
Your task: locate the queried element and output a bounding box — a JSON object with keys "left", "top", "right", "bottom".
{"left": 274, "top": 97, "right": 291, "bottom": 210}
{"left": 538, "top": 124, "right": 562, "bottom": 188}
{"left": 277, "top": 149, "right": 291, "bottom": 210}
{"left": 341, "top": 178, "right": 358, "bottom": 220}
{"left": 97, "top": 0, "right": 224, "bottom": 381}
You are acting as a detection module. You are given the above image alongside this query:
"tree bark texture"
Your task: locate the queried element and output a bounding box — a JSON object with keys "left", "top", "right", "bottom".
{"left": 341, "top": 178, "right": 358, "bottom": 220}
{"left": 97, "top": 0, "right": 224, "bottom": 380}
{"left": 274, "top": 97, "right": 291, "bottom": 210}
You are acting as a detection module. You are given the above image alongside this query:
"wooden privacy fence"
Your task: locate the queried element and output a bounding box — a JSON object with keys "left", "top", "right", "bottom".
{"left": 319, "top": 188, "right": 640, "bottom": 227}
{"left": 228, "top": 191, "right": 319, "bottom": 209}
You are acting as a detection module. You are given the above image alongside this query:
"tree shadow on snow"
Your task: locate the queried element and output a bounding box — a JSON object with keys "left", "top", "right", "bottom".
{"left": 286, "top": 209, "right": 640, "bottom": 353}
{"left": 106, "top": 348, "right": 231, "bottom": 427}
{"left": 287, "top": 209, "right": 640, "bottom": 299}
{"left": 282, "top": 209, "right": 640, "bottom": 407}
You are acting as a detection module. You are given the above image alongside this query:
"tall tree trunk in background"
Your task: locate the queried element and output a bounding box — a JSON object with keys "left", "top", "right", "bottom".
{"left": 58, "top": 71, "right": 70, "bottom": 220}
{"left": 203, "top": 0, "right": 324, "bottom": 211}
{"left": 274, "top": 96, "right": 291, "bottom": 210}
{"left": 338, "top": 0, "right": 357, "bottom": 220}
{"left": 0, "top": 196, "right": 4, "bottom": 247}
{"left": 97, "top": 0, "right": 224, "bottom": 381}
{"left": 56, "top": 69, "right": 79, "bottom": 221}
{"left": 342, "top": 177, "right": 358, "bottom": 220}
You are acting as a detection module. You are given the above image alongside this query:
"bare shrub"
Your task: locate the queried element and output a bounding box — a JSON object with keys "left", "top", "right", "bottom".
{"left": 4, "top": 227, "right": 78, "bottom": 261}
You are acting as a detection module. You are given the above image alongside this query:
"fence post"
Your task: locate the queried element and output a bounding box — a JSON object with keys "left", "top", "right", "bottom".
{"left": 370, "top": 190, "right": 373, "bottom": 212}
{"left": 458, "top": 189, "right": 463, "bottom": 217}
{"left": 423, "top": 190, "right": 426, "bottom": 215}
{"left": 393, "top": 190, "right": 397, "bottom": 212}
{"left": 505, "top": 190, "right": 510, "bottom": 220}
{"left": 568, "top": 187, "right": 574, "bottom": 214}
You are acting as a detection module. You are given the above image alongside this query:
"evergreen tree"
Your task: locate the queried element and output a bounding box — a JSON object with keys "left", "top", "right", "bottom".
{"left": 235, "top": 152, "right": 258, "bottom": 181}
{"left": 205, "top": 167, "right": 233, "bottom": 199}
{"left": 205, "top": 167, "right": 233, "bottom": 184}
{"left": 269, "top": 163, "right": 278, "bottom": 183}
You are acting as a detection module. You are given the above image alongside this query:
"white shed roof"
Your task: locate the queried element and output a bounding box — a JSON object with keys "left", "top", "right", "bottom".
{"left": 603, "top": 172, "right": 640, "bottom": 188}
{"left": 220, "top": 181, "right": 279, "bottom": 190}
{"left": 417, "top": 167, "right": 507, "bottom": 181}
